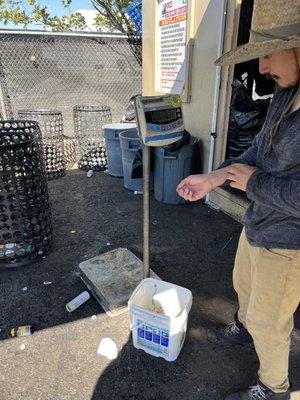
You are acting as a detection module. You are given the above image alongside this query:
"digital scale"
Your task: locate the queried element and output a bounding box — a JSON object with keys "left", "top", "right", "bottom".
{"left": 134, "top": 94, "right": 184, "bottom": 147}
{"left": 77, "top": 95, "right": 185, "bottom": 316}
{"left": 134, "top": 94, "right": 185, "bottom": 278}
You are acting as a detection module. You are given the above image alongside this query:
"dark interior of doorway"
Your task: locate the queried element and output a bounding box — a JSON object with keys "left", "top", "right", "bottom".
{"left": 223, "top": 0, "right": 275, "bottom": 199}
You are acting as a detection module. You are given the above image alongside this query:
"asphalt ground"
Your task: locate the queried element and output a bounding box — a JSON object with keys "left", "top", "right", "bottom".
{"left": 0, "top": 170, "right": 299, "bottom": 400}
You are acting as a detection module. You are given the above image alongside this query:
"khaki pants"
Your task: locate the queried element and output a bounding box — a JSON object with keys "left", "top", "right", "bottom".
{"left": 233, "top": 229, "right": 300, "bottom": 393}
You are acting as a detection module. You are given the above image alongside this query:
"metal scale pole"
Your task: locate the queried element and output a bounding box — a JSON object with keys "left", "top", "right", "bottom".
{"left": 143, "top": 143, "right": 150, "bottom": 278}
{"left": 136, "top": 94, "right": 184, "bottom": 279}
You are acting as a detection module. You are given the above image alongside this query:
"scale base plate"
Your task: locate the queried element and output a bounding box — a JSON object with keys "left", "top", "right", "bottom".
{"left": 78, "top": 247, "right": 159, "bottom": 317}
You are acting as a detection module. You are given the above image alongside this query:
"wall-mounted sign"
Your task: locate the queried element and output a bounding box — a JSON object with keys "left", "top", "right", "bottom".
{"left": 156, "top": 0, "right": 189, "bottom": 94}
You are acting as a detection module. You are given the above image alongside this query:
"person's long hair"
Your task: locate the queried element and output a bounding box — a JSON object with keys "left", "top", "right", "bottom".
{"left": 266, "top": 84, "right": 300, "bottom": 152}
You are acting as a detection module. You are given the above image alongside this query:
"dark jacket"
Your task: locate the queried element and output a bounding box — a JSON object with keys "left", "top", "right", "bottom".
{"left": 221, "top": 85, "right": 300, "bottom": 249}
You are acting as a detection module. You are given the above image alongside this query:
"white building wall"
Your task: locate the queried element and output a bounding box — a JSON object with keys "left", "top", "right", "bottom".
{"left": 142, "top": 0, "right": 248, "bottom": 220}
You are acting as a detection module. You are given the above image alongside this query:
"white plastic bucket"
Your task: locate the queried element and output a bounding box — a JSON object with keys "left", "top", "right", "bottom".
{"left": 128, "top": 278, "right": 192, "bottom": 362}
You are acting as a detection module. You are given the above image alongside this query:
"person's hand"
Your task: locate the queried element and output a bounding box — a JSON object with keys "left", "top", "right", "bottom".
{"left": 176, "top": 169, "right": 228, "bottom": 201}
{"left": 227, "top": 163, "right": 258, "bottom": 191}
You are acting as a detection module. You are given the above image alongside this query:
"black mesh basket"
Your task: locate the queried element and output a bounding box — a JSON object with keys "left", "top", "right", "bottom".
{"left": 73, "top": 105, "right": 111, "bottom": 171}
{"left": 0, "top": 121, "right": 53, "bottom": 268}
{"left": 18, "top": 109, "right": 66, "bottom": 180}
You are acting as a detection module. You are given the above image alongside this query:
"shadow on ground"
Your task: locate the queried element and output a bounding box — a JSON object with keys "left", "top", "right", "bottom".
{"left": 0, "top": 170, "right": 299, "bottom": 400}
{"left": 0, "top": 170, "right": 242, "bottom": 338}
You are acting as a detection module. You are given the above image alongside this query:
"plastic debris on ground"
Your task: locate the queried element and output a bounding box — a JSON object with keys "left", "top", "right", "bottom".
{"left": 87, "top": 170, "right": 93, "bottom": 178}
{"left": 66, "top": 291, "right": 90, "bottom": 312}
{"left": 10, "top": 325, "right": 32, "bottom": 337}
{"left": 97, "top": 338, "right": 118, "bottom": 360}
{"left": 20, "top": 343, "right": 26, "bottom": 350}
{"left": 221, "top": 236, "right": 234, "bottom": 251}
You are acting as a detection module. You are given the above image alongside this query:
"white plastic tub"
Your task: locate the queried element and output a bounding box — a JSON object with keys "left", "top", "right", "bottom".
{"left": 128, "top": 278, "right": 193, "bottom": 362}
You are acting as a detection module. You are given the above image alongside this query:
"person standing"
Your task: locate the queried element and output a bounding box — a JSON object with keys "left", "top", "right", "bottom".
{"left": 177, "top": 1, "right": 300, "bottom": 399}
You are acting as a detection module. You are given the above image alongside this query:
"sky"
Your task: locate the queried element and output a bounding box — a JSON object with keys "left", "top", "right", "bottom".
{"left": 0, "top": 0, "right": 96, "bottom": 30}
{"left": 39, "top": 0, "right": 94, "bottom": 16}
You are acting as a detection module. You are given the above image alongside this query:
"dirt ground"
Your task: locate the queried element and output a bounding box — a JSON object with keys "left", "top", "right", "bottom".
{"left": 0, "top": 170, "right": 299, "bottom": 400}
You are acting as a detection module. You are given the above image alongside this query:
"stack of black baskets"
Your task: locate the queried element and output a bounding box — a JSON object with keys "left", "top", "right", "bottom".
{"left": 0, "top": 121, "right": 53, "bottom": 267}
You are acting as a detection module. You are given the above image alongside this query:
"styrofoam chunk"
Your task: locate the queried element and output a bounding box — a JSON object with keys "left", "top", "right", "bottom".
{"left": 97, "top": 338, "right": 118, "bottom": 360}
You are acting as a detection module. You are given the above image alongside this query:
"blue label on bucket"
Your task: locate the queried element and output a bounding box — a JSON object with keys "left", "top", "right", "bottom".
{"left": 153, "top": 328, "right": 161, "bottom": 344}
{"left": 136, "top": 320, "right": 169, "bottom": 356}
{"left": 145, "top": 326, "right": 153, "bottom": 341}
{"left": 161, "top": 331, "right": 169, "bottom": 347}
{"left": 138, "top": 327, "right": 145, "bottom": 338}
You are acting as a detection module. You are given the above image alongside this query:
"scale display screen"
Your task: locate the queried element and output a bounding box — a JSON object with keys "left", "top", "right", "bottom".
{"left": 145, "top": 108, "right": 180, "bottom": 124}
{"left": 134, "top": 94, "right": 184, "bottom": 146}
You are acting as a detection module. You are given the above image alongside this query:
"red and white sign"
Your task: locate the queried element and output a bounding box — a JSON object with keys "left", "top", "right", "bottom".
{"left": 157, "top": 0, "right": 188, "bottom": 94}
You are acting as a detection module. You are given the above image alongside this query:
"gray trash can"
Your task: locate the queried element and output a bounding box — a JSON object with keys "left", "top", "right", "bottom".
{"left": 103, "top": 123, "right": 136, "bottom": 177}
{"left": 119, "top": 129, "right": 143, "bottom": 192}
{"left": 154, "top": 139, "right": 198, "bottom": 204}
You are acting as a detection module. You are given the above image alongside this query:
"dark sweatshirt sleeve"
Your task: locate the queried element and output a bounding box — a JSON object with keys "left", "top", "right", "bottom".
{"left": 218, "top": 132, "right": 260, "bottom": 169}
{"left": 246, "top": 171, "right": 300, "bottom": 217}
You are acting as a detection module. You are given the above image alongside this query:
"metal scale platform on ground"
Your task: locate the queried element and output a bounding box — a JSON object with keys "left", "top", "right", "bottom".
{"left": 78, "top": 95, "right": 185, "bottom": 316}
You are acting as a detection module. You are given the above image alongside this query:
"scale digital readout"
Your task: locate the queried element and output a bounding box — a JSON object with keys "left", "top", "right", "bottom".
{"left": 134, "top": 95, "right": 184, "bottom": 147}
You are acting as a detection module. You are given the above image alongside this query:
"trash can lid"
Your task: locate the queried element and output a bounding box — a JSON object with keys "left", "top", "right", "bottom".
{"left": 103, "top": 123, "right": 136, "bottom": 130}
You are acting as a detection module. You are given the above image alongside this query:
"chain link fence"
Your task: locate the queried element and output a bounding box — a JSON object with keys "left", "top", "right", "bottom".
{"left": 0, "top": 31, "right": 142, "bottom": 165}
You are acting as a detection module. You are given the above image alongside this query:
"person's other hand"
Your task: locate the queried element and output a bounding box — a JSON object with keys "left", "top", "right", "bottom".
{"left": 227, "top": 163, "right": 258, "bottom": 191}
{"left": 176, "top": 173, "right": 217, "bottom": 201}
